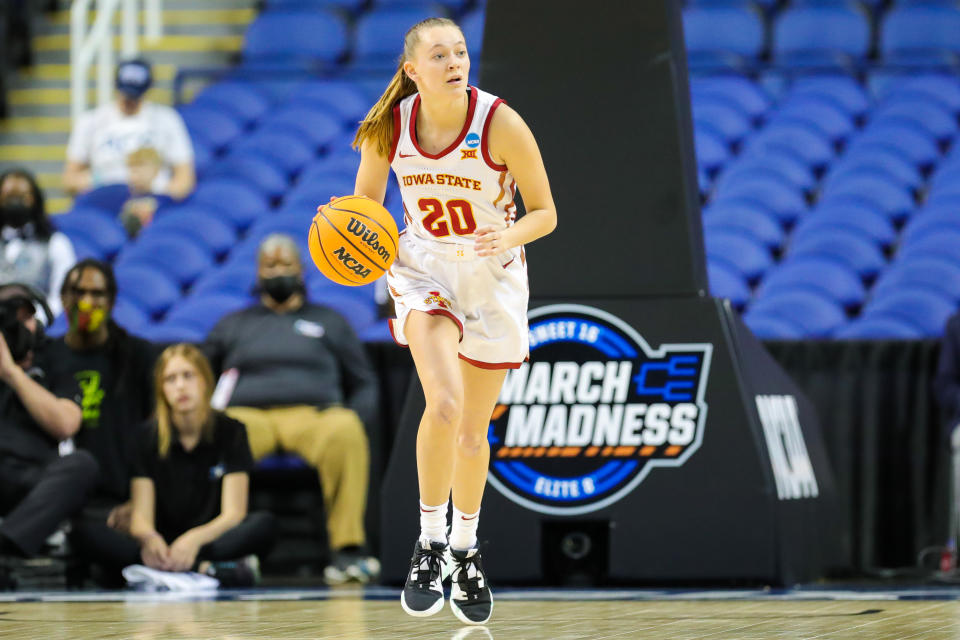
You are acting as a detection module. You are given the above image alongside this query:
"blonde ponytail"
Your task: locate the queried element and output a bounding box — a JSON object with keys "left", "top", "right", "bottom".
{"left": 353, "top": 17, "right": 462, "bottom": 157}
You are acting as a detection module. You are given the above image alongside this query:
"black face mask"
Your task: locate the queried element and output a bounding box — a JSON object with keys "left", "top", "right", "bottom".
{"left": 0, "top": 198, "right": 33, "bottom": 229}
{"left": 261, "top": 275, "right": 302, "bottom": 303}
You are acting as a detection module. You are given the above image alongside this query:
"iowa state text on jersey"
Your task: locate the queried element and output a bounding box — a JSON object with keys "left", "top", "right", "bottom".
{"left": 486, "top": 305, "right": 713, "bottom": 515}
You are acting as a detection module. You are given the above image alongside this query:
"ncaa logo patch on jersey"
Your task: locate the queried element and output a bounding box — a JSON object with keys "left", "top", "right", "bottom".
{"left": 486, "top": 304, "right": 713, "bottom": 515}
{"left": 465, "top": 132, "right": 480, "bottom": 148}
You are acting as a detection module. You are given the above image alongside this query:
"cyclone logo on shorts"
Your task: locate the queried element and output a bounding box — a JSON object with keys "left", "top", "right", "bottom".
{"left": 486, "top": 304, "right": 713, "bottom": 515}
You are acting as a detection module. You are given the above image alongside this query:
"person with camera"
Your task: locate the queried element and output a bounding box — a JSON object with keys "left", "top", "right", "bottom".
{"left": 0, "top": 282, "right": 97, "bottom": 584}
{"left": 44, "top": 259, "right": 159, "bottom": 585}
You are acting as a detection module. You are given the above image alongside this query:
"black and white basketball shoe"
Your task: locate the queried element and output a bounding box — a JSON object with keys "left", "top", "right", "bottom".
{"left": 449, "top": 547, "right": 493, "bottom": 625}
{"left": 401, "top": 539, "right": 452, "bottom": 617}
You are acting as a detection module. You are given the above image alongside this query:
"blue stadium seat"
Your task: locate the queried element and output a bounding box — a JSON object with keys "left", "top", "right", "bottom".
{"left": 693, "top": 126, "right": 729, "bottom": 171}
{"left": 112, "top": 298, "right": 151, "bottom": 335}
{"left": 928, "top": 170, "right": 960, "bottom": 203}
{"left": 715, "top": 152, "right": 815, "bottom": 192}
{"left": 177, "top": 105, "right": 244, "bottom": 153}
{"left": 690, "top": 76, "right": 770, "bottom": 120}
{"left": 257, "top": 106, "right": 342, "bottom": 151}
{"left": 860, "top": 289, "right": 956, "bottom": 336}
{"left": 748, "top": 290, "right": 847, "bottom": 337}
{"left": 874, "top": 256, "right": 960, "bottom": 302}
{"left": 147, "top": 206, "right": 238, "bottom": 260}
{"left": 703, "top": 201, "right": 784, "bottom": 249}
{"left": 755, "top": 257, "right": 865, "bottom": 308}
{"left": 140, "top": 321, "right": 207, "bottom": 344}
{"left": 773, "top": 6, "right": 870, "bottom": 70}
{"left": 209, "top": 154, "right": 290, "bottom": 202}
{"left": 72, "top": 184, "right": 131, "bottom": 215}
{"left": 769, "top": 97, "right": 854, "bottom": 142}
{"left": 285, "top": 80, "right": 372, "bottom": 125}
{"left": 901, "top": 210, "right": 960, "bottom": 246}
{"left": 683, "top": 7, "right": 764, "bottom": 71}
{"left": 924, "top": 190, "right": 960, "bottom": 210}
{"left": 786, "top": 75, "right": 870, "bottom": 116}
{"left": 791, "top": 203, "right": 896, "bottom": 249}
{"left": 53, "top": 209, "right": 126, "bottom": 261}
{"left": 818, "top": 175, "right": 915, "bottom": 222}
{"left": 265, "top": 0, "right": 367, "bottom": 11}
{"left": 192, "top": 81, "right": 271, "bottom": 127}
{"left": 68, "top": 235, "right": 102, "bottom": 261}
{"left": 304, "top": 151, "right": 362, "bottom": 177}
{"left": 897, "top": 230, "right": 960, "bottom": 264}
{"left": 284, "top": 170, "right": 356, "bottom": 208}
{"left": 245, "top": 213, "right": 312, "bottom": 249}
{"left": 359, "top": 320, "right": 392, "bottom": 343}
{"left": 243, "top": 11, "right": 349, "bottom": 66}
{"left": 114, "top": 264, "right": 182, "bottom": 319}
{"left": 845, "top": 123, "right": 939, "bottom": 168}
{"left": 745, "top": 124, "right": 834, "bottom": 168}
{"left": 193, "top": 142, "right": 213, "bottom": 178}
{"left": 833, "top": 316, "right": 921, "bottom": 339}
{"left": 824, "top": 149, "right": 923, "bottom": 190}
{"left": 459, "top": 8, "right": 485, "bottom": 54}
{"left": 872, "top": 100, "right": 957, "bottom": 141}
{"left": 707, "top": 260, "right": 750, "bottom": 309}
{"left": 353, "top": 8, "right": 447, "bottom": 68}
{"left": 881, "top": 5, "right": 960, "bottom": 67}
{"left": 742, "top": 310, "right": 806, "bottom": 339}
{"left": 114, "top": 234, "right": 214, "bottom": 288}
{"left": 881, "top": 75, "right": 960, "bottom": 114}
{"left": 788, "top": 229, "right": 886, "bottom": 278}
{"left": 163, "top": 293, "right": 251, "bottom": 334}
{"left": 692, "top": 100, "right": 752, "bottom": 144}
{"left": 314, "top": 292, "right": 377, "bottom": 333}
{"left": 713, "top": 176, "right": 807, "bottom": 224}
{"left": 371, "top": 0, "right": 464, "bottom": 9}
{"left": 191, "top": 262, "right": 258, "bottom": 298}
{"left": 232, "top": 131, "right": 315, "bottom": 177}
{"left": 703, "top": 229, "right": 772, "bottom": 282}
{"left": 190, "top": 178, "right": 271, "bottom": 232}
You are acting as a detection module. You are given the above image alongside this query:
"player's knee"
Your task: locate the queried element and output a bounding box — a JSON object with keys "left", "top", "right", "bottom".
{"left": 425, "top": 392, "right": 462, "bottom": 428}
{"left": 457, "top": 431, "right": 486, "bottom": 457}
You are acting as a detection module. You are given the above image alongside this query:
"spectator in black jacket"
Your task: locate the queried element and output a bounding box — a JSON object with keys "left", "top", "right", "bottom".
{"left": 46, "top": 259, "right": 159, "bottom": 584}
{"left": 204, "top": 233, "right": 380, "bottom": 584}
{"left": 0, "top": 282, "right": 97, "bottom": 584}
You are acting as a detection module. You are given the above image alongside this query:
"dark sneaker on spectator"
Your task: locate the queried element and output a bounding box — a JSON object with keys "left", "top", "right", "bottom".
{"left": 449, "top": 547, "right": 493, "bottom": 625}
{"left": 204, "top": 555, "right": 260, "bottom": 588}
{"left": 324, "top": 551, "right": 381, "bottom": 585}
{"left": 401, "top": 539, "right": 451, "bottom": 617}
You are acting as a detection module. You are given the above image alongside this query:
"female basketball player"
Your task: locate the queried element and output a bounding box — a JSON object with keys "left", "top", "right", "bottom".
{"left": 350, "top": 17, "right": 556, "bottom": 625}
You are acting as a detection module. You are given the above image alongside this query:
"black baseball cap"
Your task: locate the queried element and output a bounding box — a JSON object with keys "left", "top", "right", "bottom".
{"left": 115, "top": 59, "right": 153, "bottom": 99}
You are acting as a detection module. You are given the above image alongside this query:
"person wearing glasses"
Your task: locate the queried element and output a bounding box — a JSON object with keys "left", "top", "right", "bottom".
{"left": 45, "top": 259, "right": 160, "bottom": 586}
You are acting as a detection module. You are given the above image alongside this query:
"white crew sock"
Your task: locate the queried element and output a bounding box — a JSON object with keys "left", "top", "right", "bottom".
{"left": 419, "top": 500, "right": 448, "bottom": 545}
{"left": 449, "top": 505, "right": 479, "bottom": 551}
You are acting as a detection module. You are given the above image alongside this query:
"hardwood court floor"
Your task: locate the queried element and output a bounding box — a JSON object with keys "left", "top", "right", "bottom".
{"left": 1, "top": 588, "right": 960, "bottom": 639}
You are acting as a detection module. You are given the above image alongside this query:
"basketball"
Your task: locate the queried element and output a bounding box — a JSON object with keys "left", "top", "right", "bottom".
{"left": 308, "top": 195, "right": 399, "bottom": 286}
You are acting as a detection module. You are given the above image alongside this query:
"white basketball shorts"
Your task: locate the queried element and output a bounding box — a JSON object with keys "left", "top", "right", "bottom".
{"left": 386, "top": 232, "right": 530, "bottom": 369}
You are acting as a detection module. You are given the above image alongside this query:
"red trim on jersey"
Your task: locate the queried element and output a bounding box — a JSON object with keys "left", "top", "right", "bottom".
{"left": 387, "top": 318, "right": 405, "bottom": 347}
{"left": 427, "top": 309, "right": 464, "bottom": 341}
{"left": 410, "top": 87, "right": 478, "bottom": 160}
{"left": 388, "top": 103, "right": 402, "bottom": 163}
{"left": 481, "top": 98, "right": 507, "bottom": 171}
{"left": 493, "top": 171, "right": 507, "bottom": 208}
{"left": 459, "top": 353, "right": 527, "bottom": 370}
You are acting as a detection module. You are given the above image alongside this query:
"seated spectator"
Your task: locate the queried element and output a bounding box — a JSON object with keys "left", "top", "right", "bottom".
{"left": 128, "top": 344, "right": 276, "bottom": 587}
{"left": 0, "top": 169, "right": 76, "bottom": 317}
{"left": 0, "top": 283, "right": 97, "bottom": 586}
{"left": 45, "top": 259, "right": 159, "bottom": 585}
{"left": 204, "top": 233, "right": 380, "bottom": 584}
{"left": 63, "top": 58, "right": 195, "bottom": 231}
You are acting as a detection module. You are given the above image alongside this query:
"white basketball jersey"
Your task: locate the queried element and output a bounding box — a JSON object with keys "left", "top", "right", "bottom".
{"left": 390, "top": 86, "right": 517, "bottom": 247}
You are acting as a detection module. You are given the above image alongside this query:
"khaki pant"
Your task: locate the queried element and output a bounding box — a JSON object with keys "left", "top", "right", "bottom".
{"left": 226, "top": 405, "right": 369, "bottom": 551}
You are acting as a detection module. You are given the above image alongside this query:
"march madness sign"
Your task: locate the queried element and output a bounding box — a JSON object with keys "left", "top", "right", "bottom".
{"left": 487, "top": 305, "right": 713, "bottom": 516}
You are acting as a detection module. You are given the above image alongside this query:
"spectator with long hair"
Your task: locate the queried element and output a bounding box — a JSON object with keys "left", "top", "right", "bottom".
{"left": 127, "top": 344, "right": 275, "bottom": 586}
{"left": 0, "top": 169, "right": 76, "bottom": 317}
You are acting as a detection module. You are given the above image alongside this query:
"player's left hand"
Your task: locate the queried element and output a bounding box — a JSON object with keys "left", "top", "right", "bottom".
{"left": 474, "top": 225, "right": 511, "bottom": 257}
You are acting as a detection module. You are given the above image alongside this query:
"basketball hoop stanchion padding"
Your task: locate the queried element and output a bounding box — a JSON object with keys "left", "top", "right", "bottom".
{"left": 379, "top": 0, "right": 847, "bottom": 585}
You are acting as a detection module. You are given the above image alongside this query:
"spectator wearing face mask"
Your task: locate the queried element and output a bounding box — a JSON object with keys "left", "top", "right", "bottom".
{"left": 63, "top": 58, "right": 195, "bottom": 202}
{"left": 203, "top": 233, "right": 381, "bottom": 585}
{"left": 44, "top": 259, "right": 160, "bottom": 585}
{"left": 0, "top": 169, "right": 76, "bottom": 318}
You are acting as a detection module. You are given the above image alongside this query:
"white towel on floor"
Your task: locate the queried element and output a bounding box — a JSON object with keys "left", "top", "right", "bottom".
{"left": 122, "top": 565, "right": 220, "bottom": 592}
